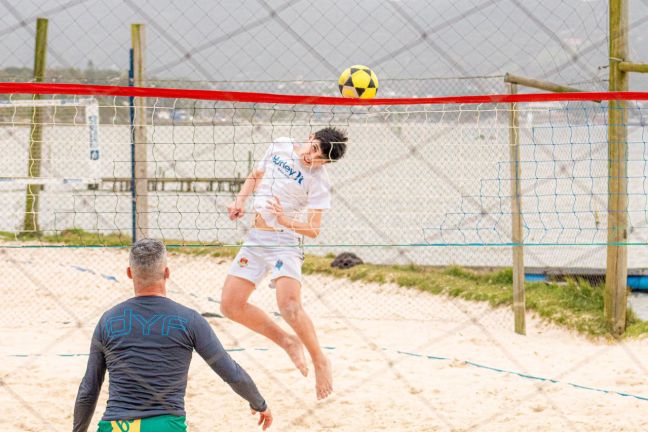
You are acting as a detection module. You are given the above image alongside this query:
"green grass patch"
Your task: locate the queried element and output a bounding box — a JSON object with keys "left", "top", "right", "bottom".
{"left": 0, "top": 231, "right": 16, "bottom": 240}
{"left": 304, "top": 255, "right": 647, "bottom": 338}
{"left": 4, "top": 229, "right": 646, "bottom": 338}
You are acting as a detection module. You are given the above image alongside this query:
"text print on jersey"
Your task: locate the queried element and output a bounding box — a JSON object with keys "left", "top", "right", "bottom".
{"left": 271, "top": 155, "right": 304, "bottom": 185}
{"left": 105, "top": 308, "right": 189, "bottom": 338}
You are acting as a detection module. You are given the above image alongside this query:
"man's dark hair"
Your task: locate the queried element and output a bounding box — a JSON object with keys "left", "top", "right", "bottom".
{"left": 315, "top": 127, "right": 348, "bottom": 161}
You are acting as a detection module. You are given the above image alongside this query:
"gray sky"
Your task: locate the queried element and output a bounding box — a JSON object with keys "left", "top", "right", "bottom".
{"left": 1, "top": 0, "right": 648, "bottom": 92}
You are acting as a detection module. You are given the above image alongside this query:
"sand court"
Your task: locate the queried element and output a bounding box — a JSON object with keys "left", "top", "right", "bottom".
{"left": 1, "top": 246, "right": 648, "bottom": 431}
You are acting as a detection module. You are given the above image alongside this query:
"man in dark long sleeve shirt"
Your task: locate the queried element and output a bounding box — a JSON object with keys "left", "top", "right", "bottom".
{"left": 73, "top": 239, "right": 272, "bottom": 432}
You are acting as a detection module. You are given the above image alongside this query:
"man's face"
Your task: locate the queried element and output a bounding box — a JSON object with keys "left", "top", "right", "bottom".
{"left": 300, "top": 134, "right": 330, "bottom": 168}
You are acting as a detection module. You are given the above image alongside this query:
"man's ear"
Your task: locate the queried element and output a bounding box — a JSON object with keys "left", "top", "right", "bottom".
{"left": 127, "top": 267, "right": 133, "bottom": 280}
{"left": 164, "top": 267, "right": 170, "bottom": 280}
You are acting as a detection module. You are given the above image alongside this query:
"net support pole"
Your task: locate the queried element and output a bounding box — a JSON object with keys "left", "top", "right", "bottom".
{"left": 129, "top": 49, "right": 136, "bottom": 241}
{"left": 606, "top": 0, "right": 629, "bottom": 335}
{"left": 504, "top": 73, "right": 586, "bottom": 94}
{"left": 618, "top": 62, "right": 648, "bottom": 73}
{"left": 22, "top": 17, "right": 48, "bottom": 235}
{"left": 508, "top": 82, "right": 526, "bottom": 335}
{"left": 131, "top": 24, "right": 148, "bottom": 240}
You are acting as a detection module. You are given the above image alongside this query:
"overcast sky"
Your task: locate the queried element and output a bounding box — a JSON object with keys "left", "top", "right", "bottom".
{"left": 2, "top": 0, "right": 648, "bottom": 92}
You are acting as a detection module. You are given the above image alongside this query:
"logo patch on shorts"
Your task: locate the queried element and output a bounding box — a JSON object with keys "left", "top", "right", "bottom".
{"left": 238, "top": 257, "right": 249, "bottom": 268}
{"left": 275, "top": 259, "right": 284, "bottom": 270}
{"left": 111, "top": 419, "right": 141, "bottom": 432}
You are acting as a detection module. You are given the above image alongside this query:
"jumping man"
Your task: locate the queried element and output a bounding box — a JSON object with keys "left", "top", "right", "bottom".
{"left": 220, "top": 127, "right": 348, "bottom": 400}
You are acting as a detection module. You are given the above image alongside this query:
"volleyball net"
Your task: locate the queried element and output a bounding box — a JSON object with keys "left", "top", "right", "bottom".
{"left": 0, "top": 83, "right": 646, "bottom": 271}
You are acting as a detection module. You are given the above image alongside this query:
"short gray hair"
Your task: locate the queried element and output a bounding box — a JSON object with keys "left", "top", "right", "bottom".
{"left": 129, "top": 238, "right": 167, "bottom": 283}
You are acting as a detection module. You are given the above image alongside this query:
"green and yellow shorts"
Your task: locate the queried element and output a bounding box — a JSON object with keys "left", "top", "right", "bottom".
{"left": 97, "top": 415, "right": 187, "bottom": 432}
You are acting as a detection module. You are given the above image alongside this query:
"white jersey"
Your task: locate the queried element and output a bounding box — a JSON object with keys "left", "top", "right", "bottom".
{"left": 253, "top": 137, "right": 331, "bottom": 230}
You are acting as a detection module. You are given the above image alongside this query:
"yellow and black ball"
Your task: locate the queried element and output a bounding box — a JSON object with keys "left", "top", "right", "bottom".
{"left": 338, "top": 65, "right": 379, "bottom": 99}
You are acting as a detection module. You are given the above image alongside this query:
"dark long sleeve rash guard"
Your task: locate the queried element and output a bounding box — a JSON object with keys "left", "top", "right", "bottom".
{"left": 73, "top": 296, "right": 266, "bottom": 432}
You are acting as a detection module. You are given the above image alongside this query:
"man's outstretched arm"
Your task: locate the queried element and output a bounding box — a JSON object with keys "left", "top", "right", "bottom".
{"left": 192, "top": 312, "right": 268, "bottom": 412}
{"left": 228, "top": 169, "right": 265, "bottom": 220}
{"left": 73, "top": 323, "right": 106, "bottom": 432}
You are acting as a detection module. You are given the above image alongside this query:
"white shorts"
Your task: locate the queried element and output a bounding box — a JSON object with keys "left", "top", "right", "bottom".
{"left": 228, "top": 229, "right": 304, "bottom": 286}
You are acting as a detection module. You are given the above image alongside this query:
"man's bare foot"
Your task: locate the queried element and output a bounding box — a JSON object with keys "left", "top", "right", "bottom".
{"left": 314, "top": 356, "right": 333, "bottom": 400}
{"left": 283, "top": 334, "right": 308, "bottom": 376}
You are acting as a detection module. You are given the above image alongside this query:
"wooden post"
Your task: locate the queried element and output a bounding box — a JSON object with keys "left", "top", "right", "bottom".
{"left": 508, "top": 82, "right": 526, "bottom": 335}
{"left": 504, "top": 73, "right": 601, "bottom": 104}
{"left": 132, "top": 24, "right": 148, "bottom": 239}
{"left": 504, "top": 73, "right": 586, "bottom": 94}
{"left": 606, "top": 0, "right": 629, "bottom": 335}
{"left": 618, "top": 62, "right": 648, "bottom": 73}
{"left": 22, "top": 18, "right": 48, "bottom": 235}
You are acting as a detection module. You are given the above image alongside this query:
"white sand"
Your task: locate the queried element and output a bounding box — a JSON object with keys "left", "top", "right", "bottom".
{"left": 1, "top": 246, "right": 648, "bottom": 431}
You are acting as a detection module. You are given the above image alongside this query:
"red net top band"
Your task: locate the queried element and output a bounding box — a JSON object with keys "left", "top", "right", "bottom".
{"left": 1, "top": 82, "right": 647, "bottom": 106}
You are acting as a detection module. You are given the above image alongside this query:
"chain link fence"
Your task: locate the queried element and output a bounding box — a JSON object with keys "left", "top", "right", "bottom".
{"left": 2, "top": 0, "right": 637, "bottom": 91}
{"left": 2, "top": 2, "right": 648, "bottom": 431}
